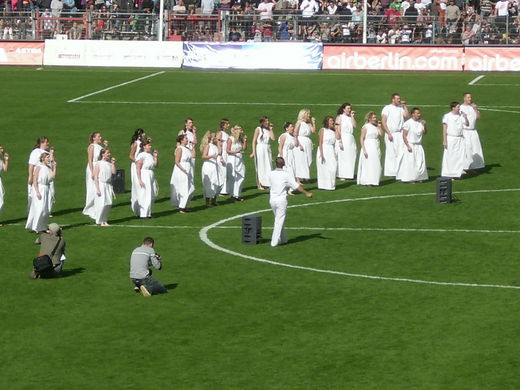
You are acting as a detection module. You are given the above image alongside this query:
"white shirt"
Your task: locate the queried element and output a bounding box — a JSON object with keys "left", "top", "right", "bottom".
{"left": 257, "top": 1, "right": 275, "bottom": 20}
{"left": 495, "top": 0, "right": 509, "bottom": 16}
{"left": 459, "top": 104, "right": 478, "bottom": 130}
{"left": 300, "top": 0, "right": 319, "bottom": 17}
{"left": 269, "top": 169, "right": 299, "bottom": 202}
{"left": 442, "top": 112, "right": 464, "bottom": 137}
{"left": 403, "top": 118, "right": 425, "bottom": 144}
{"left": 382, "top": 104, "right": 406, "bottom": 133}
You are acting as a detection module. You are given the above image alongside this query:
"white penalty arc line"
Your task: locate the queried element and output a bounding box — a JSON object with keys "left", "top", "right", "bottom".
{"left": 67, "top": 71, "right": 165, "bottom": 103}
{"left": 468, "top": 75, "right": 485, "bottom": 85}
{"left": 199, "top": 189, "right": 520, "bottom": 290}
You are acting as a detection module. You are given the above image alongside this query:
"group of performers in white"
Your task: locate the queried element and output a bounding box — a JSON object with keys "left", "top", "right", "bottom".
{"left": 0, "top": 93, "right": 484, "bottom": 232}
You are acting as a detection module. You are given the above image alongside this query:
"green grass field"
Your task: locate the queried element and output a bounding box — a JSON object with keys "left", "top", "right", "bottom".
{"left": 1, "top": 67, "right": 520, "bottom": 389}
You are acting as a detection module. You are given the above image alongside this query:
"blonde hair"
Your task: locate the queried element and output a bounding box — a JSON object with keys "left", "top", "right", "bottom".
{"left": 297, "top": 108, "right": 310, "bottom": 122}
{"left": 200, "top": 131, "right": 213, "bottom": 153}
{"left": 364, "top": 111, "right": 376, "bottom": 123}
{"left": 230, "top": 125, "right": 243, "bottom": 142}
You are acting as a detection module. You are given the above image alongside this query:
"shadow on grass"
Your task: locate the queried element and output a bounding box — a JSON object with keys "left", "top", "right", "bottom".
{"left": 60, "top": 267, "right": 86, "bottom": 277}
{"left": 164, "top": 283, "right": 178, "bottom": 290}
{"left": 287, "top": 233, "right": 325, "bottom": 244}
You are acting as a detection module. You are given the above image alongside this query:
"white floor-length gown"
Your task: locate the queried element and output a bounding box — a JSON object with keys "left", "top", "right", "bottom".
{"left": 25, "top": 163, "right": 52, "bottom": 231}
{"left": 357, "top": 124, "right": 382, "bottom": 186}
{"left": 93, "top": 160, "right": 115, "bottom": 224}
{"left": 136, "top": 151, "right": 158, "bottom": 218}
{"left": 227, "top": 137, "right": 246, "bottom": 198}
{"left": 82, "top": 143, "right": 103, "bottom": 218}
{"left": 202, "top": 143, "right": 223, "bottom": 199}
{"left": 254, "top": 127, "right": 272, "bottom": 187}
{"left": 294, "top": 121, "right": 313, "bottom": 180}
{"left": 317, "top": 128, "right": 337, "bottom": 190}
{"left": 170, "top": 146, "right": 194, "bottom": 209}
{"left": 130, "top": 139, "right": 142, "bottom": 216}
{"left": 279, "top": 133, "right": 297, "bottom": 179}
{"left": 336, "top": 114, "right": 357, "bottom": 179}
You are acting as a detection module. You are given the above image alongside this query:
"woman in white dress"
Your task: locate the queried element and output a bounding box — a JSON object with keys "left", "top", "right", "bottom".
{"left": 335, "top": 103, "right": 357, "bottom": 180}
{"left": 250, "top": 116, "right": 274, "bottom": 190}
{"left": 129, "top": 128, "right": 146, "bottom": 216}
{"left": 135, "top": 138, "right": 158, "bottom": 218}
{"left": 398, "top": 107, "right": 428, "bottom": 183}
{"left": 317, "top": 116, "right": 339, "bottom": 190}
{"left": 82, "top": 132, "right": 104, "bottom": 219}
{"left": 201, "top": 131, "right": 224, "bottom": 207}
{"left": 178, "top": 118, "right": 198, "bottom": 180}
{"left": 293, "top": 108, "right": 316, "bottom": 182}
{"left": 357, "top": 112, "right": 383, "bottom": 186}
{"left": 27, "top": 137, "right": 49, "bottom": 209}
{"left": 277, "top": 122, "right": 297, "bottom": 180}
{"left": 217, "top": 119, "right": 231, "bottom": 195}
{"left": 171, "top": 134, "right": 195, "bottom": 213}
{"left": 227, "top": 125, "right": 248, "bottom": 201}
{"left": 0, "top": 145, "right": 10, "bottom": 225}
{"left": 26, "top": 152, "right": 56, "bottom": 232}
{"left": 93, "top": 148, "right": 116, "bottom": 226}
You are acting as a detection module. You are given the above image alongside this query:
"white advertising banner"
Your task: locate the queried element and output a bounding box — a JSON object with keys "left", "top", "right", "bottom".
{"left": 183, "top": 42, "right": 323, "bottom": 70}
{"left": 44, "top": 40, "right": 183, "bottom": 68}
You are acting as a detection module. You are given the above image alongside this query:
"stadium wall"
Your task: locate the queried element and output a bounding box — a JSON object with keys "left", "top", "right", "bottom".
{"left": 1, "top": 41, "right": 519, "bottom": 72}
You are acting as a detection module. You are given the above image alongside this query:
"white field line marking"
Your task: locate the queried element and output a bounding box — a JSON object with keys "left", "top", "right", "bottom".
{"left": 80, "top": 224, "right": 520, "bottom": 235}
{"left": 66, "top": 100, "right": 520, "bottom": 111}
{"left": 479, "top": 108, "right": 520, "bottom": 115}
{"left": 474, "top": 84, "right": 520, "bottom": 87}
{"left": 67, "top": 71, "right": 165, "bottom": 103}
{"left": 468, "top": 75, "right": 485, "bottom": 85}
{"left": 199, "top": 189, "right": 520, "bottom": 290}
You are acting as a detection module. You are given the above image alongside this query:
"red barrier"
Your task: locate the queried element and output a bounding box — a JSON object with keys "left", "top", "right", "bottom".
{"left": 464, "top": 47, "right": 520, "bottom": 72}
{"left": 0, "top": 42, "right": 44, "bottom": 66}
{"left": 323, "top": 46, "right": 463, "bottom": 71}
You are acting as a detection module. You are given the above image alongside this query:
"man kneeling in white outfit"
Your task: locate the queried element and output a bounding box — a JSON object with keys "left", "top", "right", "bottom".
{"left": 269, "top": 157, "right": 313, "bottom": 247}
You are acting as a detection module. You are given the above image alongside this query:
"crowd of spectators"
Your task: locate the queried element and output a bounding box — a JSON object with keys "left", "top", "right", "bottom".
{"left": 0, "top": 0, "right": 519, "bottom": 43}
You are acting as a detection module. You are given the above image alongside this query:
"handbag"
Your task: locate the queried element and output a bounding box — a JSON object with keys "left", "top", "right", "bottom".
{"left": 32, "top": 237, "right": 62, "bottom": 273}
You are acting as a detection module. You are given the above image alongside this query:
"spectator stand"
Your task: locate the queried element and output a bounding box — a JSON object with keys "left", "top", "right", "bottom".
{"left": 166, "top": 11, "right": 221, "bottom": 41}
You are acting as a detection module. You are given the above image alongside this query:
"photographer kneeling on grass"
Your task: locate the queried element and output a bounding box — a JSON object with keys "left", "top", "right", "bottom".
{"left": 129, "top": 237, "right": 166, "bottom": 297}
{"left": 31, "top": 223, "right": 66, "bottom": 279}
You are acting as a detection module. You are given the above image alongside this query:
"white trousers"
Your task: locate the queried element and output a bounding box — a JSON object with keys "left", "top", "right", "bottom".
{"left": 270, "top": 199, "right": 288, "bottom": 247}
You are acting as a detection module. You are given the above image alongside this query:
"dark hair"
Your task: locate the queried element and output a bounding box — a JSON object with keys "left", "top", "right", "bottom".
{"left": 283, "top": 121, "right": 293, "bottom": 130}
{"left": 323, "top": 116, "right": 335, "bottom": 128}
{"left": 143, "top": 237, "right": 154, "bottom": 245}
{"left": 411, "top": 107, "right": 420, "bottom": 115}
{"left": 130, "top": 128, "right": 145, "bottom": 145}
{"left": 391, "top": 93, "right": 400, "bottom": 99}
{"left": 176, "top": 134, "right": 186, "bottom": 144}
{"left": 34, "top": 137, "right": 49, "bottom": 149}
{"left": 275, "top": 156, "right": 285, "bottom": 168}
{"left": 337, "top": 103, "right": 351, "bottom": 115}
{"left": 259, "top": 116, "right": 269, "bottom": 126}
{"left": 450, "top": 101, "right": 459, "bottom": 109}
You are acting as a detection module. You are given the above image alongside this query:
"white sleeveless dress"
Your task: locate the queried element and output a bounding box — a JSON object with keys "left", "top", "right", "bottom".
{"left": 202, "top": 143, "right": 223, "bottom": 198}
{"left": 135, "top": 151, "right": 158, "bottom": 217}
{"left": 255, "top": 127, "right": 272, "bottom": 187}
{"left": 279, "top": 132, "right": 297, "bottom": 179}
{"left": 316, "top": 128, "right": 338, "bottom": 190}
{"left": 294, "top": 121, "right": 313, "bottom": 180}
{"left": 227, "top": 136, "right": 246, "bottom": 198}
{"left": 82, "top": 143, "right": 103, "bottom": 218}
{"left": 93, "top": 160, "right": 115, "bottom": 224}
{"left": 357, "top": 123, "right": 382, "bottom": 186}
{"left": 170, "top": 146, "right": 194, "bottom": 209}
{"left": 26, "top": 163, "right": 52, "bottom": 231}
{"left": 336, "top": 114, "right": 357, "bottom": 179}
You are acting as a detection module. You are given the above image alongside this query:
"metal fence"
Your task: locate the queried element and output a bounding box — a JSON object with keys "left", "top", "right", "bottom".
{"left": 0, "top": 9, "right": 518, "bottom": 44}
